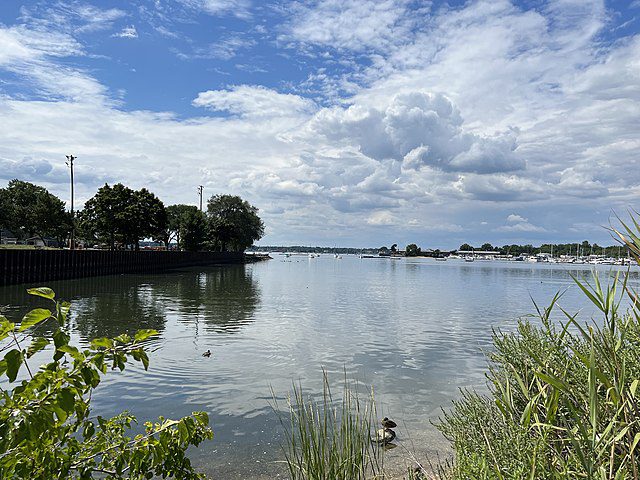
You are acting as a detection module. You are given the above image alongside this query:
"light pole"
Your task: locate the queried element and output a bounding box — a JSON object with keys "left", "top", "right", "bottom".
{"left": 197, "top": 185, "right": 204, "bottom": 212}
{"left": 65, "top": 155, "right": 76, "bottom": 249}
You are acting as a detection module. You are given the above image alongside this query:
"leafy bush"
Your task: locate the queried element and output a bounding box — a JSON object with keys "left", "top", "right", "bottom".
{"left": 0, "top": 287, "right": 212, "bottom": 479}
{"left": 437, "top": 217, "right": 640, "bottom": 479}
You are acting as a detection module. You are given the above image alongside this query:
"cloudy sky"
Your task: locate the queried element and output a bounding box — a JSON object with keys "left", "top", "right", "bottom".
{"left": 0, "top": 0, "right": 638, "bottom": 248}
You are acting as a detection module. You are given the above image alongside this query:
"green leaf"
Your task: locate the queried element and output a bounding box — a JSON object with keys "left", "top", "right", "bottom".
{"left": 57, "top": 344, "right": 84, "bottom": 362}
{"left": 0, "top": 316, "right": 14, "bottom": 341}
{"left": 91, "top": 337, "right": 113, "bottom": 349}
{"left": 0, "top": 359, "right": 6, "bottom": 377}
{"left": 134, "top": 329, "right": 158, "bottom": 343}
{"left": 27, "top": 287, "right": 55, "bottom": 300}
{"left": 58, "top": 387, "right": 76, "bottom": 413}
{"left": 26, "top": 337, "right": 49, "bottom": 358}
{"left": 19, "top": 308, "right": 52, "bottom": 332}
{"left": 4, "top": 349, "right": 23, "bottom": 382}
{"left": 53, "top": 329, "right": 70, "bottom": 349}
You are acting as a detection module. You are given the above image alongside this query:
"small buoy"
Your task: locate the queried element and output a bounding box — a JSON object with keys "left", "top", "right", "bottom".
{"left": 202, "top": 350, "right": 211, "bottom": 357}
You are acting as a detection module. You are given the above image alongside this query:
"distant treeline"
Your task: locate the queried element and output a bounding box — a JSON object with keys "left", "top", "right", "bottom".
{"left": 253, "top": 241, "right": 631, "bottom": 258}
{"left": 458, "top": 241, "right": 630, "bottom": 257}
{"left": 251, "top": 246, "right": 379, "bottom": 255}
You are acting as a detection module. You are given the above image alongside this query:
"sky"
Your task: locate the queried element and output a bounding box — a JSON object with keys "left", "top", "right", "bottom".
{"left": 0, "top": 0, "right": 638, "bottom": 249}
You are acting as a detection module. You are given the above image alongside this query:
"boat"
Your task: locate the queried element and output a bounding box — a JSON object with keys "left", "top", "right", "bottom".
{"left": 464, "top": 256, "right": 475, "bottom": 262}
{"left": 435, "top": 257, "right": 447, "bottom": 261}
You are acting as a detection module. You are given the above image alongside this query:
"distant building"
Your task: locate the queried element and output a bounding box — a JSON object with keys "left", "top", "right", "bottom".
{"left": 0, "top": 228, "right": 18, "bottom": 245}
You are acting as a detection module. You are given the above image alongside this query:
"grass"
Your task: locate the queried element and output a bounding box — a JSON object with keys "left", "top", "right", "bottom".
{"left": 273, "top": 370, "right": 387, "bottom": 480}
{"left": 435, "top": 213, "right": 640, "bottom": 479}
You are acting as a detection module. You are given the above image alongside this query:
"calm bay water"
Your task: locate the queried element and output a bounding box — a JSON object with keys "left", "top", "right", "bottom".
{"left": 1, "top": 256, "right": 638, "bottom": 477}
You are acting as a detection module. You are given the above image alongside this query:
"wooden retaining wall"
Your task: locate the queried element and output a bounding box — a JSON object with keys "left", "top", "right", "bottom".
{"left": 0, "top": 250, "right": 247, "bottom": 286}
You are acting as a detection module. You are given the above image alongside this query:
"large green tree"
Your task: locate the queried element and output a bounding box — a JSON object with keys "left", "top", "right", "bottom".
{"left": 3, "top": 180, "right": 71, "bottom": 245}
{"left": 161, "top": 205, "right": 204, "bottom": 250}
{"left": 79, "top": 184, "right": 167, "bottom": 250}
{"left": 180, "top": 208, "right": 207, "bottom": 252}
{"left": 206, "top": 195, "right": 264, "bottom": 252}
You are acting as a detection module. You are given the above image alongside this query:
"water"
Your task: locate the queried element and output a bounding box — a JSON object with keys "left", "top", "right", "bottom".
{"left": 1, "top": 256, "right": 638, "bottom": 477}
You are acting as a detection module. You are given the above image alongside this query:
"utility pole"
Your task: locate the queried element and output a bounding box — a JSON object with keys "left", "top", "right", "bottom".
{"left": 197, "top": 185, "right": 204, "bottom": 212}
{"left": 65, "top": 155, "right": 76, "bottom": 250}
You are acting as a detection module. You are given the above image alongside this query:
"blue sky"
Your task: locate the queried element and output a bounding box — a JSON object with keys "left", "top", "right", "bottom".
{"left": 0, "top": 0, "right": 639, "bottom": 248}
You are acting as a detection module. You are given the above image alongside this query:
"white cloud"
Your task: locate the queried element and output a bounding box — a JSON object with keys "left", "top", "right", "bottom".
{"left": 193, "top": 85, "right": 317, "bottom": 118}
{"left": 302, "top": 92, "right": 523, "bottom": 174}
{"left": 366, "top": 210, "right": 396, "bottom": 226}
{"left": 506, "top": 214, "right": 527, "bottom": 223}
{"left": 177, "top": 0, "right": 251, "bottom": 18}
{"left": 282, "top": 0, "right": 419, "bottom": 52}
{"left": 112, "top": 25, "right": 138, "bottom": 39}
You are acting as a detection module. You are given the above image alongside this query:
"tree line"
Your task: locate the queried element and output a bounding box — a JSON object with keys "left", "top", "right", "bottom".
{"left": 0, "top": 179, "right": 264, "bottom": 252}
{"left": 457, "top": 241, "right": 628, "bottom": 257}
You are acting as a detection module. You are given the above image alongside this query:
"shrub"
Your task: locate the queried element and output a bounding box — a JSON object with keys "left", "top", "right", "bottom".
{"left": 0, "top": 287, "right": 213, "bottom": 479}
{"left": 437, "top": 216, "right": 640, "bottom": 479}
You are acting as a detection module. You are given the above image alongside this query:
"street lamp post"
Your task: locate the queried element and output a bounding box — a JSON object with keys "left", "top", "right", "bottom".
{"left": 198, "top": 185, "right": 204, "bottom": 212}
{"left": 65, "top": 155, "right": 76, "bottom": 250}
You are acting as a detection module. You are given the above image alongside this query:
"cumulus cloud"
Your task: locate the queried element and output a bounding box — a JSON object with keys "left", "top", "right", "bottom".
{"left": 193, "top": 85, "right": 317, "bottom": 118}
{"left": 304, "top": 92, "right": 522, "bottom": 174}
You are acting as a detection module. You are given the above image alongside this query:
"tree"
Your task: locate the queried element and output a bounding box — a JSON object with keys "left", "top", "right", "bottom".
{"left": 128, "top": 188, "right": 167, "bottom": 250}
{"left": 206, "top": 195, "right": 264, "bottom": 252}
{"left": 162, "top": 205, "right": 201, "bottom": 250}
{"left": 481, "top": 243, "right": 494, "bottom": 251}
{"left": 0, "top": 287, "right": 212, "bottom": 478}
{"left": 180, "top": 208, "right": 207, "bottom": 252}
{"left": 459, "top": 243, "right": 473, "bottom": 251}
{"left": 405, "top": 243, "right": 421, "bottom": 257}
{"left": 390, "top": 244, "right": 398, "bottom": 253}
{"left": 0, "top": 187, "right": 14, "bottom": 243}
{"left": 79, "top": 184, "right": 167, "bottom": 250}
{"left": 5, "top": 180, "right": 71, "bottom": 245}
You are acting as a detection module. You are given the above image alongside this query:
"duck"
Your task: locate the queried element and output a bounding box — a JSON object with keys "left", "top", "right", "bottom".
{"left": 381, "top": 417, "right": 397, "bottom": 429}
{"left": 374, "top": 427, "right": 396, "bottom": 444}
{"left": 202, "top": 350, "right": 211, "bottom": 357}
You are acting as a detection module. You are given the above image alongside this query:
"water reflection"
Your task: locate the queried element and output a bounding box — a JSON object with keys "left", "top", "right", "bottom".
{"left": 1, "top": 258, "right": 639, "bottom": 478}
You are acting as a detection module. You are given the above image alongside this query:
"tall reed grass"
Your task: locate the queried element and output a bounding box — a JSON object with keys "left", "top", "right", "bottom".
{"left": 274, "top": 370, "right": 386, "bottom": 480}
{"left": 437, "top": 214, "right": 640, "bottom": 479}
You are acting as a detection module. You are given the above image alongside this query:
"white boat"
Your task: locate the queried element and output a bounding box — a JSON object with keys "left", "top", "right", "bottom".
{"left": 464, "top": 256, "right": 475, "bottom": 262}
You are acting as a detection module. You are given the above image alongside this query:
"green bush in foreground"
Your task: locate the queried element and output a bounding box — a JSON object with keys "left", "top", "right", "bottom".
{"left": 0, "top": 288, "right": 213, "bottom": 479}
{"left": 437, "top": 217, "right": 640, "bottom": 479}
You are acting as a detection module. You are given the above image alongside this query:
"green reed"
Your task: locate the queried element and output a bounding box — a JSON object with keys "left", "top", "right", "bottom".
{"left": 436, "top": 213, "right": 640, "bottom": 479}
{"left": 274, "top": 370, "right": 386, "bottom": 480}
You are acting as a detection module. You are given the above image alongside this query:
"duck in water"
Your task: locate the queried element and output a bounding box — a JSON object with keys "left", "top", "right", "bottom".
{"left": 374, "top": 417, "right": 397, "bottom": 445}
{"left": 202, "top": 350, "right": 211, "bottom": 357}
